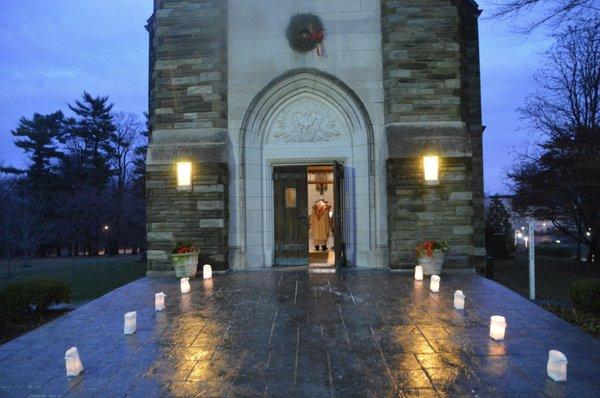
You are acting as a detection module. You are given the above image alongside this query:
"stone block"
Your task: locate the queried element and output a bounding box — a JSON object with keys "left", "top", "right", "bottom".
{"left": 147, "top": 232, "right": 174, "bottom": 242}
{"left": 146, "top": 180, "right": 166, "bottom": 190}
{"left": 197, "top": 200, "right": 225, "bottom": 210}
{"left": 199, "top": 219, "right": 224, "bottom": 228}
{"left": 147, "top": 250, "right": 169, "bottom": 261}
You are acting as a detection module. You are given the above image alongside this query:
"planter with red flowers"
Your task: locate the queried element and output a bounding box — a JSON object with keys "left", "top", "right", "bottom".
{"left": 416, "top": 240, "right": 449, "bottom": 275}
{"left": 171, "top": 242, "right": 198, "bottom": 278}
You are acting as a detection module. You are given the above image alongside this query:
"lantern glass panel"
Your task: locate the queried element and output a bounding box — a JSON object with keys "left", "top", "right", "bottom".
{"left": 423, "top": 156, "right": 439, "bottom": 183}
{"left": 177, "top": 162, "right": 192, "bottom": 187}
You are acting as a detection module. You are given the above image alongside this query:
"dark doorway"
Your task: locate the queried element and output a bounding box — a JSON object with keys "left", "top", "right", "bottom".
{"left": 273, "top": 163, "right": 345, "bottom": 270}
{"left": 273, "top": 166, "right": 309, "bottom": 266}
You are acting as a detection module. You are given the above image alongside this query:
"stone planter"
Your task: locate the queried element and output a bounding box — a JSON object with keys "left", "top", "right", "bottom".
{"left": 418, "top": 250, "right": 445, "bottom": 275}
{"left": 171, "top": 252, "right": 198, "bottom": 278}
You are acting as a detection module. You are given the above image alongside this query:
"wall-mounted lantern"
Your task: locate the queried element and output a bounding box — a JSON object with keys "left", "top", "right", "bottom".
{"left": 176, "top": 162, "right": 192, "bottom": 188}
{"left": 423, "top": 155, "right": 440, "bottom": 185}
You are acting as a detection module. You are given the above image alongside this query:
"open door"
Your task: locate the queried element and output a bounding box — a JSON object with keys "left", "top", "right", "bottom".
{"left": 273, "top": 166, "right": 308, "bottom": 266}
{"left": 333, "top": 161, "right": 346, "bottom": 268}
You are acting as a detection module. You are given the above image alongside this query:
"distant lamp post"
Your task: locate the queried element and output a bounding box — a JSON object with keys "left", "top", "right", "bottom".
{"left": 176, "top": 162, "right": 192, "bottom": 188}
{"left": 423, "top": 155, "right": 440, "bottom": 185}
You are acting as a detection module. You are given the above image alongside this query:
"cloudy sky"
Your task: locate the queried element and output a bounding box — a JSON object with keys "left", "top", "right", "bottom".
{"left": 0, "top": 0, "right": 551, "bottom": 194}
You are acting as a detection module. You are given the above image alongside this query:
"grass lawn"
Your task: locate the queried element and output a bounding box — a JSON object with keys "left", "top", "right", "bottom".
{"left": 0, "top": 255, "right": 147, "bottom": 302}
{"left": 492, "top": 254, "right": 600, "bottom": 305}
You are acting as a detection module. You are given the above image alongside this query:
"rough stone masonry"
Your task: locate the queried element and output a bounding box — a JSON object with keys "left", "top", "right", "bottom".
{"left": 145, "top": 0, "right": 485, "bottom": 274}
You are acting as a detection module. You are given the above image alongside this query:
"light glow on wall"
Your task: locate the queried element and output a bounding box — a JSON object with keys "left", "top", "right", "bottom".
{"left": 423, "top": 156, "right": 439, "bottom": 183}
{"left": 177, "top": 162, "right": 192, "bottom": 187}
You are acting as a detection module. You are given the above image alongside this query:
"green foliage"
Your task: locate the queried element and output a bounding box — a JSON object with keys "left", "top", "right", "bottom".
{"left": 486, "top": 196, "right": 512, "bottom": 233}
{"left": 536, "top": 246, "right": 574, "bottom": 258}
{"left": 286, "top": 13, "right": 324, "bottom": 53}
{"left": 543, "top": 303, "right": 600, "bottom": 339}
{"left": 570, "top": 279, "right": 600, "bottom": 315}
{"left": 64, "top": 91, "right": 116, "bottom": 188}
{"left": 0, "top": 278, "right": 71, "bottom": 321}
{"left": 11, "top": 111, "right": 64, "bottom": 192}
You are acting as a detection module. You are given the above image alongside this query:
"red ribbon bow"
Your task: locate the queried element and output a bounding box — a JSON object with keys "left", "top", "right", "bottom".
{"left": 309, "top": 30, "right": 325, "bottom": 56}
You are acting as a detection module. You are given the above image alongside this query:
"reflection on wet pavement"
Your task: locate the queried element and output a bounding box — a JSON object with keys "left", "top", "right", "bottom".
{"left": 0, "top": 270, "right": 599, "bottom": 396}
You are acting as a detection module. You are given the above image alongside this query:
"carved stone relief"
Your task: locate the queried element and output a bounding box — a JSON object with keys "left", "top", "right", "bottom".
{"left": 269, "top": 97, "right": 342, "bottom": 144}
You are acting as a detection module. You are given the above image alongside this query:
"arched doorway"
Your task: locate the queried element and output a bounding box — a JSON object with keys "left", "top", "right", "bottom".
{"left": 232, "top": 69, "right": 381, "bottom": 269}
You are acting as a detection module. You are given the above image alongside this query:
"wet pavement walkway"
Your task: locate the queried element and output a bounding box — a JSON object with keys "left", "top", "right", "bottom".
{"left": 0, "top": 270, "right": 599, "bottom": 397}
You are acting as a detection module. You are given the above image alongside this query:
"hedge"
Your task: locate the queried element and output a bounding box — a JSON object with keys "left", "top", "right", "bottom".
{"left": 0, "top": 278, "right": 71, "bottom": 321}
{"left": 570, "top": 279, "right": 600, "bottom": 315}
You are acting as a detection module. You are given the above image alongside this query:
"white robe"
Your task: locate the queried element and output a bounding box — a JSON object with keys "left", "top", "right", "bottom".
{"left": 310, "top": 202, "right": 331, "bottom": 245}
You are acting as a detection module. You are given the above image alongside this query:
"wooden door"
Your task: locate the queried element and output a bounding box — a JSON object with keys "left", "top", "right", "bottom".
{"left": 333, "top": 161, "right": 346, "bottom": 268}
{"left": 273, "top": 166, "right": 308, "bottom": 266}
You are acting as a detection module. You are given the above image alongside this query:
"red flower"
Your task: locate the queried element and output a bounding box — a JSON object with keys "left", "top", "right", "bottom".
{"left": 309, "top": 30, "right": 324, "bottom": 43}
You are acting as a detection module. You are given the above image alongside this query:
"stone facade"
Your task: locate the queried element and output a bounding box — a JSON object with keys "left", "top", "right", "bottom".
{"left": 146, "top": 0, "right": 484, "bottom": 273}
{"left": 146, "top": 0, "right": 229, "bottom": 275}
{"left": 381, "top": 0, "right": 484, "bottom": 270}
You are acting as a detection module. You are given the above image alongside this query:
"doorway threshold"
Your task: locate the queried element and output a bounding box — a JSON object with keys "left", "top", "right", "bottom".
{"left": 308, "top": 264, "right": 336, "bottom": 273}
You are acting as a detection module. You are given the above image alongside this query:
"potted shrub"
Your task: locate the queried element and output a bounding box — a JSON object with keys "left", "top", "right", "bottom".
{"left": 171, "top": 242, "right": 198, "bottom": 278}
{"left": 416, "top": 240, "right": 449, "bottom": 275}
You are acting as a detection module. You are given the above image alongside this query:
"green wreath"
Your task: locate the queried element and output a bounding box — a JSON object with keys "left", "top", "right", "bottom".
{"left": 286, "top": 13, "right": 325, "bottom": 54}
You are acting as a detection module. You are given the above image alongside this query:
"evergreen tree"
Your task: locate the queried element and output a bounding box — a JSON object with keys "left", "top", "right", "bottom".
{"left": 131, "top": 112, "right": 149, "bottom": 195}
{"left": 486, "top": 196, "right": 512, "bottom": 234}
{"left": 11, "top": 111, "right": 64, "bottom": 192}
{"left": 66, "top": 92, "right": 116, "bottom": 188}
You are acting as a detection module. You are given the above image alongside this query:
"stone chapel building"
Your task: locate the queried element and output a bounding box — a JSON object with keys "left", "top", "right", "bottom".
{"left": 145, "top": 0, "right": 485, "bottom": 275}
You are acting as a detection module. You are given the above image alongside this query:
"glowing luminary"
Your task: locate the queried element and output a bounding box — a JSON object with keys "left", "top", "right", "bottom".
{"left": 124, "top": 311, "right": 137, "bottom": 335}
{"left": 155, "top": 292, "right": 166, "bottom": 311}
{"left": 203, "top": 264, "right": 212, "bottom": 279}
{"left": 489, "top": 315, "right": 507, "bottom": 341}
{"left": 430, "top": 275, "right": 440, "bottom": 292}
{"left": 414, "top": 265, "right": 423, "bottom": 281}
{"left": 547, "top": 350, "right": 568, "bottom": 382}
{"left": 453, "top": 290, "right": 465, "bottom": 310}
{"left": 180, "top": 277, "right": 190, "bottom": 294}
{"left": 65, "top": 347, "right": 84, "bottom": 377}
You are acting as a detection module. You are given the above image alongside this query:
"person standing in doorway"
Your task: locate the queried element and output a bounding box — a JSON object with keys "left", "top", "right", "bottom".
{"left": 310, "top": 199, "right": 331, "bottom": 251}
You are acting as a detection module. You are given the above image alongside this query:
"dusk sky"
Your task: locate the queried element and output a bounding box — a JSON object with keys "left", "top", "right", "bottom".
{"left": 0, "top": 0, "right": 551, "bottom": 194}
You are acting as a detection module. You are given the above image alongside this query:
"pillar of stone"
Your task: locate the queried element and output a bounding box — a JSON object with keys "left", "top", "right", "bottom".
{"left": 146, "top": 0, "right": 229, "bottom": 275}
{"left": 381, "top": 0, "right": 484, "bottom": 271}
